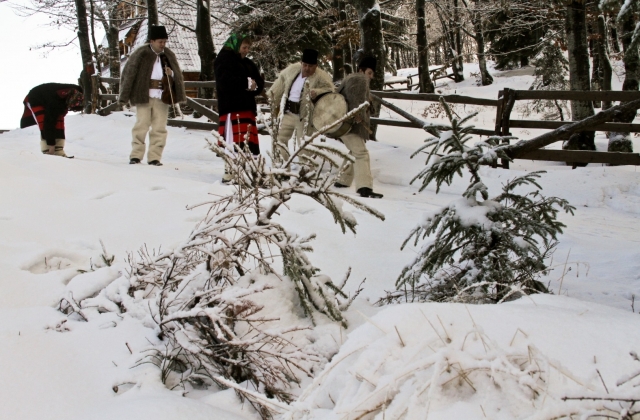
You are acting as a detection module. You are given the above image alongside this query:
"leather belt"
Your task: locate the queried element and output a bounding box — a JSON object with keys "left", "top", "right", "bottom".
{"left": 149, "top": 79, "right": 164, "bottom": 89}
{"left": 285, "top": 100, "right": 301, "bottom": 114}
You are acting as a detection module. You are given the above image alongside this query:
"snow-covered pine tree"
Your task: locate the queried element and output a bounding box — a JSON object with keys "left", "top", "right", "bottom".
{"left": 385, "top": 99, "right": 575, "bottom": 304}
{"left": 527, "top": 38, "right": 570, "bottom": 121}
{"left": 70, "top": 101, "right": 383, "bottom": 418}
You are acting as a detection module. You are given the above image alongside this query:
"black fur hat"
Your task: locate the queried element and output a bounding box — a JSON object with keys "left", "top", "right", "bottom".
{"left": 358, "top": 56, "right": 377, "bottom": 72}
{"left": 148, "top": 25, "right": 169, "bottom": 41}
{"left": 302, "top": 49, "right": 318, "bottom": 65}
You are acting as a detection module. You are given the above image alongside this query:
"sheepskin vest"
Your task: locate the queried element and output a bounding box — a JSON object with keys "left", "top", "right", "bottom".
{"left": 119, "top": 45, "right": 186, "bottom": 105}
{"left": 268, "top": 63, "right": 334, "bottom": 134}
{"left": 338, "top": 73, "right": 371, "bottom": 140}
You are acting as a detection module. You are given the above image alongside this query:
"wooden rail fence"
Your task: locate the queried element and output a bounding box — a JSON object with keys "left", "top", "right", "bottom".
{"left": 91, "top": 74, "right": 640, "bottom": 167}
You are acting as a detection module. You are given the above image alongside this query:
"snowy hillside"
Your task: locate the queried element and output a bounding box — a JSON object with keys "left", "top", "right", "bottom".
{"left": 1, "top": 64, "right": 639, "bottom": 419}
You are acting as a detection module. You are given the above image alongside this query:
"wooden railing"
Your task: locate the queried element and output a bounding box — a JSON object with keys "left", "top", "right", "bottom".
{"left": 91, "top": 74, "right": 640, "bottom": 167}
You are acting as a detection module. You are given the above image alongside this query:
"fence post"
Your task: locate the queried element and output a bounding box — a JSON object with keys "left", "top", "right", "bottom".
{"left": 493, "top": 90, "right": 504, "bottom": 168}
{"left": 499, "top": 88, "right": 517, "bottom": 169}
{"left": 90, "top": 73, "right": 100, "bottom": 115}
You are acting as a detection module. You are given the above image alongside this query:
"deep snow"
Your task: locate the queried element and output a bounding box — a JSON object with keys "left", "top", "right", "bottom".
{"left": 1, "top": 62, "right": 639, "bottom": 419}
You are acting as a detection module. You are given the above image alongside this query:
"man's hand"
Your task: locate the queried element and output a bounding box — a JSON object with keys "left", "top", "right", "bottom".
{"left": 354, "top": 115, "right": 363, "bottom": 124}
{"left": 48, "top": 145, "right": 55, "bottom": 155}
{"left": 248, "top": 78, "right": 257, "bottom": 91}
{"left": 165, "top": 67, "right": 173, "bottom": 77}
{"left": 310, "top": 89, "right": 318, "bottom": 99}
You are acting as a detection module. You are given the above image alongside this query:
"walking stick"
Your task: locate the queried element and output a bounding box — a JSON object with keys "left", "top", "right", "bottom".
{"left": 165, "top": 67, "right": 183, "bottom": 120}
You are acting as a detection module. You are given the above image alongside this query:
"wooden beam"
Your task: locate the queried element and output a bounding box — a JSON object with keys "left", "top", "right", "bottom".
{"left": 97, "top": 101, "right": 120, "bottom": 116}
{"left": 186, "top": 97, "right": 218, "bottom": 122}
{"left": 99, "top": 93, "right": 119, "bottom": 101}
{"left": 371, "top": 117, "right": 495, "bottom": 136}
{"left": 507, "top": 98, "right": 640, "bottom": 158}
{"left": 167, "top": 119, "right": 218, "bottom": 130}
{"left": 516, "top": 149, "right": 640, "bottom": 165}
{"left": 184, "top": 80, "right": 274, "bottom": 89}
{"left": 193, "top": 98, "right": 217, "bottom": 106}
{"left": 514, "top": 90, "right": 640, "bottom": 102}
{"left": 372, "top": 90, "right": 498, "bottom": 107}
{"left": 100, "top": 77, "right": 119, "bottom": 84}
{"left": 510, "top": 119, "right": 640, "bottom": 132}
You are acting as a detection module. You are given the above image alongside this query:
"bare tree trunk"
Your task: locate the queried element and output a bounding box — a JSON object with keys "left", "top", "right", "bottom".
{"left": 471, "top": 0, "right": 492, "bottom": 85}
{"left": 437, "top": 6, "right": 464, "bottom": 82}
{"left": 89, "top": 0, "right": 101, "bottom": 73}
{"left": 147, "top": 0, "right": 159, "bottom": 33}
{"left": 349, "top": 0, "right": 385, "bottom": 139}
{"left": 417, "top": 0, "right": 435, "bottom": 92}
{"left": 597, "top": 15, "right": 613, "bottom": 110}
{"left": 609, "top": 16, "right": 621, "bottom": 53}
{"left": 331, "top": 0, "right": 346, "bottom": 81}
{"left": 344, "top": 40, "right": 353, "bottom": 74}
{"left": 608, "top": 4, "right": 637, "bottom": 153}
{"left": 454, "top": 0, "right": 464, "bottom": 75}
{"left": 106, "top": 7, "right": 120, "bottom": 93}
{"left": 350, "top": 0, "right": 385, "bottom": 90}
{"left": 196, "top": 0, "right": 216, "bottom": 100}
{"left": 564, "top": 0, "right": 595, "bottom": 156}
{"left": 74, "top": 0, "right": 94, "bottom": 113}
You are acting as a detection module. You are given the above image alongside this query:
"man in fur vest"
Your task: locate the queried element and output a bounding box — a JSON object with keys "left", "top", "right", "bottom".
{"left": 119, "top": 25, "right": 186, "bottom": 166}
{"left": 334, "top": 56, "right": 383, "bottom": 199}
{"left": 268, "top": 49, "right": 334, "bottom": 160}
{"left": 20, "top": 83, "right": 84, "bottom": 158}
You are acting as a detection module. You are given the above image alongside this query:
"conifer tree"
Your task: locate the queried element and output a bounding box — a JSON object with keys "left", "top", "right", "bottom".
{"left": 387, "top": 100, "right": 574, "bottom": 304}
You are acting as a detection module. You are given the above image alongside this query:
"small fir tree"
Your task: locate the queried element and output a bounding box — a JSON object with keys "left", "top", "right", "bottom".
{"left": 384, "top": 99, "right": 575, "bottom": 304}
{"left": 527, "top": 39, "right": 570, "bottom": 121}
{"left": 67, "top": 102, "right": 383, "bottom": 418}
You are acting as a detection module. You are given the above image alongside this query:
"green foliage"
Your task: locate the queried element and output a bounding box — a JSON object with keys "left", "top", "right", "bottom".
{"left": 389, "top": 100, "right": 575, "bottom": 304}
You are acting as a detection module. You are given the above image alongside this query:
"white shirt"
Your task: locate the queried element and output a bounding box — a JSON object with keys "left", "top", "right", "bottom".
{"left": 149, "top": 51, "right": 163, "bottom": 99}
{"left": 288, "top": 73, "right": 306, "bottom": 103}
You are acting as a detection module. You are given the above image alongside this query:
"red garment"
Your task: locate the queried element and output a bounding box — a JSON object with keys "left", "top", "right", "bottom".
{"left": 218, "top": 110, "right": 259, "bottom": 146}
{"left": 22, "top": 99, "right": 66, "bottom": 133}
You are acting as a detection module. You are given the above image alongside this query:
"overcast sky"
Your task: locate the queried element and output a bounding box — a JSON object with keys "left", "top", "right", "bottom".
{"left": 0, "top": 1, "right": 82, "bottom": 129}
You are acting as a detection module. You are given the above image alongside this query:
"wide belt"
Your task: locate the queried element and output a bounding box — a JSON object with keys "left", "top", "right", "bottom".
{"left": 149, "top": 79, "right": 164, "bottom": 89}
{"left": 285, "top": 100, "right": 301, "bottom": 115}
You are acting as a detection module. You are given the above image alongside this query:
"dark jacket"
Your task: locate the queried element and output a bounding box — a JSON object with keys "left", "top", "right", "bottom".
{"left": 119, "top": 45, "right": 186, "bottom": 105}
{"left": 214, "top": 48, "right": 264, "bottom": 116}
{"left": 338, "top": 73, "right": 371, "bottom": 140}
{"left": 20, "top": 83, "right": 82, "bottom": 145}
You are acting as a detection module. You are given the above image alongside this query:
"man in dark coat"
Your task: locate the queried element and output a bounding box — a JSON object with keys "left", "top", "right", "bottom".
{"left": 119, "top": 25, "right": 186, "bottom": 166}
{"left": 20, "top": 83, "right": 84, "bottom": 157}
{"left": 334, "top": 56, "right": 383, "bottom": 198}
{"left": 214, "top": 33, "right": 264, "bottom": 156}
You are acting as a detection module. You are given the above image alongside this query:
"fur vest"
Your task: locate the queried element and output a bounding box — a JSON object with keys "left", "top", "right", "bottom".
{"left": 119, "top": 45, "right": 186, "bottom": 105}
{"left": 338, "top": 73, "right": 371, "bottom": 140}
{"left": 214, "top": 48, "right": 264, "bottom": 116}
{"left": 268, "top": 63, "right": 334, "bottom": 134}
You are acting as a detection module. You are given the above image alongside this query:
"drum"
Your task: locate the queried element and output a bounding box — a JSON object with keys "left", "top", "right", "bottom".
{"left": 312, "top": 93, "right": 352, "bottom": 139}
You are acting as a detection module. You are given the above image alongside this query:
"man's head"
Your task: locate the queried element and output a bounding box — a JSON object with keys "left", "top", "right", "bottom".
{"left": 358, "top": 56, "right": 376, "bottom": 80}
{"left": 301, "top": 49, "right": 318, "bottom": 78}
{"left": 148, "top": 25, "right": 169, "bottom": 52}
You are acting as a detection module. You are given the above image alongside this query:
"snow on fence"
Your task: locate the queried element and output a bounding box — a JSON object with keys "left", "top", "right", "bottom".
{"left": 91, "top": 74, "right": 640, "bottom": 167}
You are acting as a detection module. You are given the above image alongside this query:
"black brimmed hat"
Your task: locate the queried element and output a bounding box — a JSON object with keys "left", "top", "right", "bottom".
{"left": 149, "top": 25, "right": 169, "bottom": 40}
{"left": 358, "top": 56, "right": 377, "bottom": 72}
{"left": 302, "top": 49, "right": 318, "bottom": 65}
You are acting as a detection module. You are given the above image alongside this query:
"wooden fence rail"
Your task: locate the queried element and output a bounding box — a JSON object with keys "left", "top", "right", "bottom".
{"left": 93, "top": 74, "right": 640, "bottom": 167}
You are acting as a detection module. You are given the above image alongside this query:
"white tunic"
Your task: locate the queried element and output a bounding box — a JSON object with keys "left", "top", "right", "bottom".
{"left": 149, "top": 52, "right": 164, "bottom": 99}
{"left": 288, "top": 73, "right": 306, "bottom": 103}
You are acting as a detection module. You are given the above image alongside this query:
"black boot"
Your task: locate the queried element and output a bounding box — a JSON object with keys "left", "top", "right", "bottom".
{"left": 334, "top": 182, "right": 349, "bottom": 188}
{"left": 357, "top": 187, "right": 383, "bottom": 199}
{"left": 148, "top": 160, "right": 163, "bottom": 166}
{"left": 129, "top": 158, "right": 141, "bottom": 164}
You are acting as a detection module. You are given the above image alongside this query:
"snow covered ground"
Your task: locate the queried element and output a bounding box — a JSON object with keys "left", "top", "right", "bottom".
{"left": 1, "top": 63, "right": 639, "bottom": 419}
